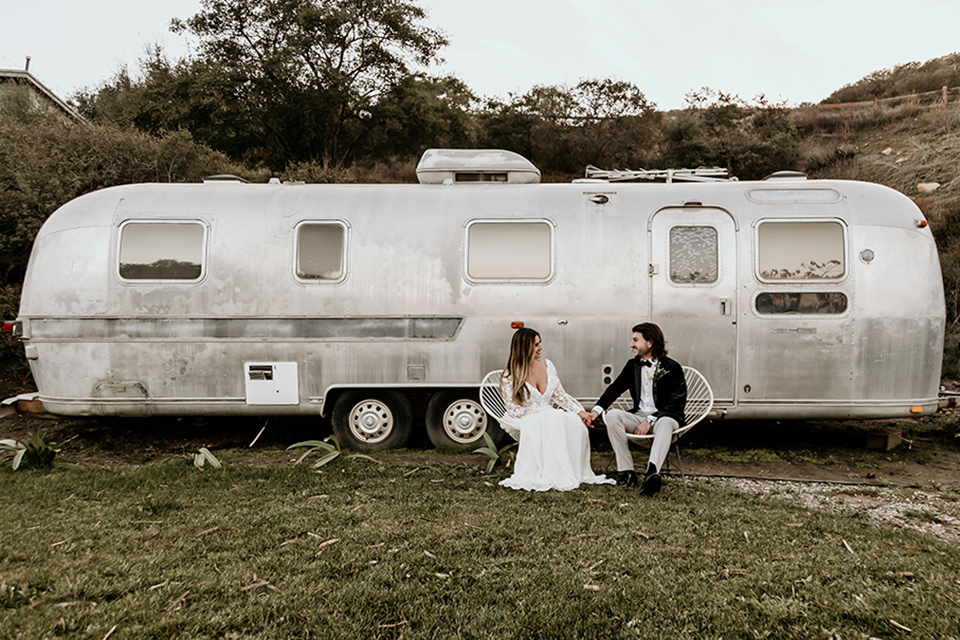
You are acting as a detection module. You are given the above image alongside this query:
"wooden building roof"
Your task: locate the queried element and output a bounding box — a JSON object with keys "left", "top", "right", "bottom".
{"left": 0, "top": 68, "right": 85, "bottom": 123}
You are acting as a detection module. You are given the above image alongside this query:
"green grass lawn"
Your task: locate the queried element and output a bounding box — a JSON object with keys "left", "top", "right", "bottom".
{"left": 2, "top": 455, "right": 958, "bottom": 639}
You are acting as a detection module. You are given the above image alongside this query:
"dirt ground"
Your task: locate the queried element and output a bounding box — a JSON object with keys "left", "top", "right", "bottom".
{"left": 2, "top": 404, "right": 959, "bottom": 488}
{"left": 1, "top": 361, "right": 958, "bottom": 484}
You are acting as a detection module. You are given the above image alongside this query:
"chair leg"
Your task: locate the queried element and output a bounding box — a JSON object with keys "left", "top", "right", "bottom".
{"left": 603, "top": 452, "right": 616, "bottom": 474}
{"left": 673, "top": 444, "right": 688, "bottom": 491}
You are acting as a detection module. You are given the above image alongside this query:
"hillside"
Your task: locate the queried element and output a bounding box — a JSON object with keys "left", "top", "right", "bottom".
{"left": 795, "top": 99, "right": 960, "bottom": 378}
{"left": 823, "top": 52, "right": 960, "bottom": 104}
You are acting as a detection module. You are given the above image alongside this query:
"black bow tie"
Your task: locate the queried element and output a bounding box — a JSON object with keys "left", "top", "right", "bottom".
{"left": 638, "top": 359, "right": 653, "bottom": 368}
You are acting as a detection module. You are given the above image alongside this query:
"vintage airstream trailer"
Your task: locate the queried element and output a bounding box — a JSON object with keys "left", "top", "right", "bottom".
{"left": 5, "top": 149, "right": 945, "bottom": 450}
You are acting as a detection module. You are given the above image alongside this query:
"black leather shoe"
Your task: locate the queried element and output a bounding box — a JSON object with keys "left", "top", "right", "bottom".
{"left": 641, "top": 468, "right": 662, "bottom": 496}
{"left": 616, "top": 470, "right": 638, "bottom": 487}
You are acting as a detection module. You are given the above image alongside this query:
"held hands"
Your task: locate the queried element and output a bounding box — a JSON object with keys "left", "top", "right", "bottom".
{"left": 579, "top": 410, "right": 598, "bottom": 427}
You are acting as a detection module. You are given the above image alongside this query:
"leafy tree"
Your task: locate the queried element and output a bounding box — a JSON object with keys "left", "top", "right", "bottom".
{"left": 80, "top": 53, "right": 262, "bottom": 166}
{"left": 365, "top": 73, "right": 480, "bottom": 160}
{"left": 660, "top": 109, "right": 717, "bottom": 170}
{"left": 482, "top": 79, "right": 659, "bottom": 176}
{"left": 477, "top": 98, "right": 536, "bottom": 162}
{"left": 110, "top": 0, "right": 449, "bottom": 169}
{"left": 661, "top": 88, "right": 799, "bottom": 180}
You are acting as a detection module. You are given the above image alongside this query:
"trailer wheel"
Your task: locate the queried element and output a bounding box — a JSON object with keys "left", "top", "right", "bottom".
{"left": 425, "top": 390, "right": 506, "bottom": 451}
{"left": 332, "top": 390, "right": 413, "bottom": 451}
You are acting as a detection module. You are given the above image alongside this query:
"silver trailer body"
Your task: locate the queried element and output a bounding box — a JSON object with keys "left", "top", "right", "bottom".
{"left": 13, "top": 151, "right": 945, "bottom": 448}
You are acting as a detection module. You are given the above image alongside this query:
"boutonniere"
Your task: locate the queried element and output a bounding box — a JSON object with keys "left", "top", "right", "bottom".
{"left": 651, "top": 364, "right": 668, "bottom": 384}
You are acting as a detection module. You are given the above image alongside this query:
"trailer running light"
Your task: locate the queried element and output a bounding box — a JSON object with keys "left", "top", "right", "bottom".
{"left": 910, "top": 405, "right": 924, "bottom": 413}
{"left": 916, "top": 219, "right": 928, "bottom": 228}
{"left": 511, "top": 321, "right": 524, "bottom": 329}
{"left": 2, "top": 322, "right": 12, "bottom": 333}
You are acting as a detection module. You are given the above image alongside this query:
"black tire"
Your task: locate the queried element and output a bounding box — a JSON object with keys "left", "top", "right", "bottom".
{"left": 425, "top": 390, "right": 506, "bottom": 451}
{"left": 331, "top": 390, "right": 413, "bottom": 451}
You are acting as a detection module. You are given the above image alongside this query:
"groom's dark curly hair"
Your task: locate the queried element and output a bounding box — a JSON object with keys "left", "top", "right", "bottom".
{"left": 633, "top": 322, "right": 668, "bottom": 358}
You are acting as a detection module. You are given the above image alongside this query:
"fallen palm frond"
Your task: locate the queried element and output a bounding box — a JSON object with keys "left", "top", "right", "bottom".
{"left": 286, "top": 435, "right": 379, "bottom": 468}
{"left": 192, "top": 447, "right": 222, "bottom": 470}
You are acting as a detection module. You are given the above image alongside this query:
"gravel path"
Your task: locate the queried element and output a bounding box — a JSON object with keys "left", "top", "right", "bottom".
{"left": 720, "top": 477, "right": 960, "bottom": 544}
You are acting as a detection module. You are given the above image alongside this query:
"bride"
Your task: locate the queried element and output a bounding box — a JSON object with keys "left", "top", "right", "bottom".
{"left": 498, "top": 328, "right": 615, "bottom": 491}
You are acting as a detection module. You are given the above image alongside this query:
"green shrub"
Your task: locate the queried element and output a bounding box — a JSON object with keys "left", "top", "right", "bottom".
{"left": 0, "top": 429, "right": 58, "bottom": 470}
{"left": 0, "top": 106, "right": 267, "bottom": 288}
{"left": 0, "top": 284, "right": 30, "bottom": 393}
{"left": 661, "top": 100, "right": 801, "bottom": 180}
{"left": 472, "top": 431, "right": 517, "bottom": 473}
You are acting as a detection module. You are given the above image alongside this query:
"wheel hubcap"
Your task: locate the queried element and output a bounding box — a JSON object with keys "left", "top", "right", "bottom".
{"left": 443, "top": 400, "right": 486, "bottom": 444}
{"left": 349, "top": 400, "right": 393, "bottom": 444}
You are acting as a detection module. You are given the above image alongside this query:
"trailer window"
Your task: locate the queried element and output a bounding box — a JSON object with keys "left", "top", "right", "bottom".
{"left": 119, "top": 222, "right": 205, "bottom": 280}
{"left": 466, "top": 221, "right": 553, "bottom": 281}
{"left": 757, "top": 221, "right": 845, "bottom": 280}
{"left": 297, "top": 222, "right": 346, "bottom": 281}
{"left": 756, "top": 292, "right": 848, "bottom": 314}
{"left": 670, "top": 226, "right": 718, "bottom": 283}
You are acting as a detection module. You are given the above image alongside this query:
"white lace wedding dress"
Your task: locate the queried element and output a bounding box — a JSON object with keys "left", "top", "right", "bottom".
{"left": 499, "top": 359, "right": 615, "bottom": 492}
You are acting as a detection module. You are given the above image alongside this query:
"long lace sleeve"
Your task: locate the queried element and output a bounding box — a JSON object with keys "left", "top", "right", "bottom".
{"left": 547, "top": 360, "right": 584, "bottom": 413}
{"left": 500, "top": 372, "right": 539, "bottom": 420}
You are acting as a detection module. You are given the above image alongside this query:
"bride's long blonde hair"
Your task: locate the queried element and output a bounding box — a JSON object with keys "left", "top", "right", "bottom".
{"left": 503, "top": 327, "right": 539, "bottom": 406}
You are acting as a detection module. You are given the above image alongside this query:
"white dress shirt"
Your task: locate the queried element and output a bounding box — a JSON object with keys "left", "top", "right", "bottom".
{"left": 591, "top": 357, "right": 659, "bottom": 420}
{"left": 638, "top": 358, "right": 659, "bottom": 415}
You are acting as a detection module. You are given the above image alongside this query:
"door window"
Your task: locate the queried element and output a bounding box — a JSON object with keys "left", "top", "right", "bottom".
{"left": 669, "top": 226, "right": 718, "bottom": 284}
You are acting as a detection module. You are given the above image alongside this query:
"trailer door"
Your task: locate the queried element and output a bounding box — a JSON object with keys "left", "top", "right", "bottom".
{"left": 649, "top": 207, "right": 737, "bottom": 406}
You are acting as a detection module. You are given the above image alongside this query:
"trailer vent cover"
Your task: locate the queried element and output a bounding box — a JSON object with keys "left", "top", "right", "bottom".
{"left": 416, "top": 149, "right": 541, "bottom": 185}
{"left": 202, "top": 174, "right": 250, "bottom": 184}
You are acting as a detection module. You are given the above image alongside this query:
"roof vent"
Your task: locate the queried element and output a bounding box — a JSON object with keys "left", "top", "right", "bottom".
{"left": 203, "top": 174, "right": 249, "bottom": 184}
{"left": 763, "top": 171, "right": 807, "bottom": 181}
{"left": 416, "top": 149, "right": 541, "bottom": 185}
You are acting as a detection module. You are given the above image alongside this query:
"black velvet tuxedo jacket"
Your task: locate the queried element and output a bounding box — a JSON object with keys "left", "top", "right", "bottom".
{"left": 595, "top": 355, "right": 687, "bottom": 427}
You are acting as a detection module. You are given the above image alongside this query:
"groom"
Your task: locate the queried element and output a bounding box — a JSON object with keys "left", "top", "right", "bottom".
{"left": 584, "top": 323, "right": 687, "bottom": 495}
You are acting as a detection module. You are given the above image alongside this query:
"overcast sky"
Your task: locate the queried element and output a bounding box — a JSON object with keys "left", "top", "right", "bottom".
{"left": 3, "top": 0, "right": 959, "bottom": 110}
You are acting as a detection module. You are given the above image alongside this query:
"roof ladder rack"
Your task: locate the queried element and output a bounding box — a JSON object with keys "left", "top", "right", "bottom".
{"left": 584, "top": 165, "right": 737, "bottom": 183}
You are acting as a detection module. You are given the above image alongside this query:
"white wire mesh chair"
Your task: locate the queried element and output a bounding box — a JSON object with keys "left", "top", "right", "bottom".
{"left": 478, "top": 370, "right": 522, "bottom": 441}
{"left": 606, "top": 366, "right": 714, "bottom": 487}
{"left": 480, "top": 366, "right": 713, "bottom": 487}
{"left": 479, "top": 369, "right": 572, "bottom": 441}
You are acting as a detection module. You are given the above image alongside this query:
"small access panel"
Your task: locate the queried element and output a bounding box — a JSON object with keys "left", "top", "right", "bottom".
{"left": 244, "top": 362, "right": 299, "bottom": 405}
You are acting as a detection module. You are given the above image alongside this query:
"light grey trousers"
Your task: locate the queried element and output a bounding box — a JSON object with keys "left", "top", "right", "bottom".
{"left": 604, "top": 409, "right": 679, "bottom": 473}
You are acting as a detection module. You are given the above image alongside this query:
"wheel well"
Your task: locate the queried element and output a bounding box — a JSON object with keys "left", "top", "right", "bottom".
{"left": 321, "top": 386, "right": 480, "bottom": 418}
